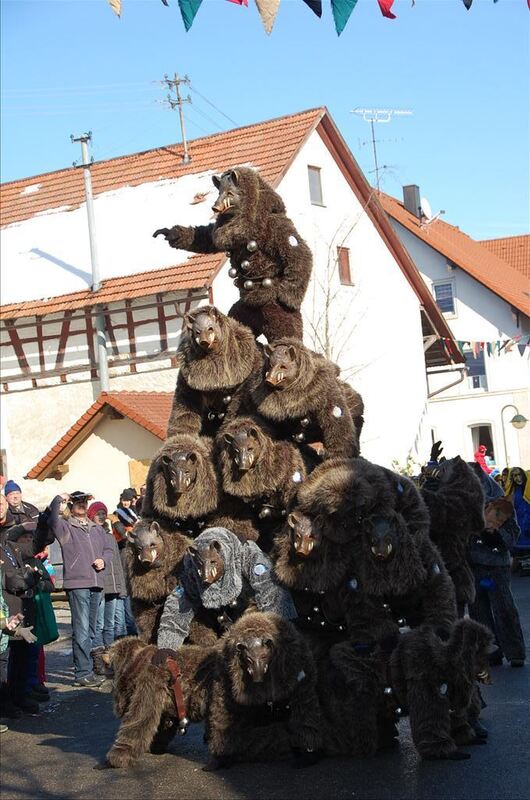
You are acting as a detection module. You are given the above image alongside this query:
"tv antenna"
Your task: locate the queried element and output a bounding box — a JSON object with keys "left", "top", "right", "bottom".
{"left": 350, "top": 107, "right": 413, "bottom": 192}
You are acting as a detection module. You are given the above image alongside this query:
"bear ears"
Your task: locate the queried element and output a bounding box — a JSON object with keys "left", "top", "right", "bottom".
{"left": 212, "top": 169, "right": 239, "bottom": 189}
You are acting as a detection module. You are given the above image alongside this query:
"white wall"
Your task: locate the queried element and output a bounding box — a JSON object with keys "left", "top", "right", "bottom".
{"left": 390, "top": 220, "right": 530, "bottom": 468}
{"left": 36, "top": 416, "right": 161, "bottom": 512}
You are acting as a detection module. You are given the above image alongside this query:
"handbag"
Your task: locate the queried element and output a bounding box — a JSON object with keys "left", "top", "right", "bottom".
{"left": 33, "top": 589, "right": 59, "bottom": 645}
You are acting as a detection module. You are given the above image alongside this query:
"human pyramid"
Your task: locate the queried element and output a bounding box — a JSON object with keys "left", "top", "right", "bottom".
{"left": 103, "top": 167, "right": 494, "bottom": 771}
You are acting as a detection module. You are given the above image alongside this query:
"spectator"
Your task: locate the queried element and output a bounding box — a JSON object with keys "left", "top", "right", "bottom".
{"left": 1, "top": 522, "right": 51, "bottom": 715}
{"left": 500, "top": 467, "right": 510, "bottom": 491}
{"left": 474, "top": 445, "right": 493, "bottom": 475}
{"left": 4, "top": 481, "right": 40, "bottom": 527}
{"left": 88, "top": 502, "right": 126, "bottom": 675}
{"left": 113, "top": 489, "right": 139, "bottom": 537}
{"left": 48, "top": 491, "right": 114, "bottom": 687}
{"left": 468, "top": 467, "right": 526, "bottom": 668}
{"left": 135, "top": 485, "right": 146, "bottom": 516}
{"left": 0, "top": 495, "right": 11, "bottom": 534}
{"left": 504, "top": 467, "right": 530, "bottom": 549}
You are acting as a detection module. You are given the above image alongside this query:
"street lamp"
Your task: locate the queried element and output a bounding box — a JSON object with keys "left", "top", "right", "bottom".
{"left": 501, "top": 404, "right": 528, "bottom": 467}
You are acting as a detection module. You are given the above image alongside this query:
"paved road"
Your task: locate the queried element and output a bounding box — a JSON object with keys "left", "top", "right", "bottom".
{"left": 1, "top": 577, "right": 529, "bottom": 800}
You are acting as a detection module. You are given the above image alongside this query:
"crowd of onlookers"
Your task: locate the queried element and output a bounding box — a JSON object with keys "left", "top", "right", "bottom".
{"left": 0, "top": 461, "right": 528, "bottom": 736}
{"left": 0, "top": 479, "right": 145, "bottom": 733}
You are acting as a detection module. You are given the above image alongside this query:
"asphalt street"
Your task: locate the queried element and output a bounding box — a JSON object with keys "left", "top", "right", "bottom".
{"left": 1, "top": 576, "right": 528, "bottom": 800}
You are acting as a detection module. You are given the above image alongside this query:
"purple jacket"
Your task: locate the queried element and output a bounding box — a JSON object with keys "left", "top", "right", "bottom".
{"left": 49, "top": 495, "right": 114, "bottom": 590}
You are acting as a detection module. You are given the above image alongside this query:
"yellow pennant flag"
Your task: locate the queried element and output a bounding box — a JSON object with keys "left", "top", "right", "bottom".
{"left": 108, "top": 0, "right": 122, "bottom": 17}
{"left": 255, "top": 0, "right": 280, "bottom": 34}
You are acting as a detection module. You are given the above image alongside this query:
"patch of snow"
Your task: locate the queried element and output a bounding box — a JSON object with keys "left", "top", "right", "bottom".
{"left": 21, "top": 183, "right": 42, "bottom": 196}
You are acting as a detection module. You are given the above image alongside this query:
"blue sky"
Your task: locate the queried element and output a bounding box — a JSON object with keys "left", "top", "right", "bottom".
{"left": 1, "top": 0, "right": 528, "bottom": 239}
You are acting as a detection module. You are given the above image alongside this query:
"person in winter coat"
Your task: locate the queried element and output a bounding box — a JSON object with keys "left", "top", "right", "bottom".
{"left": 3, "top": 481, "right": 40, "bottom": 527}
{"left": 504, "top": 467, "right": 530, "bottom": 550}
{"left": 1, "top": 522, "right": 52, "bottom": 714}
{"left": 112, "top": 489, "right": 139, "bottom": 538}
{"left": 474, "top": 445, "right": 493, "bottom": 476}
{"left": 157, "top": 527, "right": 296, "bottom": 654}
{"left": 48, "top": 492, "right": 114, "bottom": 687}
{"left": 88, "top": 502, "right": 127, "bottom": 676}
{"left": 467, "top": 467, "right": 526, "bottom": 668}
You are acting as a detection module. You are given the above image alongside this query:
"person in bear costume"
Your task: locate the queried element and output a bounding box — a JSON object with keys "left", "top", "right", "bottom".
{"left": 153, "top": 167, "right": 312, "bottom": 342}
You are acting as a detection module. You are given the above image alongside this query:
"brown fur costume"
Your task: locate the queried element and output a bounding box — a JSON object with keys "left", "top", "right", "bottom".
{"left": 217, "top": 415, "right": 308, "bottom": 551}
{"left": 204, "top": 612, "right": 322, "bottom": 768}
{"left": 340, "top": 381, "right": 365, "bottom": 440}
{"left": 153, "top": 167, "right": 312, "bottom": 341}
{"left": 124, "top": 519, "right": 218, "bottom": 646}
{"left": 390, "top": 619, "right": 494, "bottom": 760}
{"left": 421, "top": 456, "right": 485, "bottom": 613}
{"left": 142, "top": 434, "right": 219, "bottom": 536}
{"left": 167, "top": 306, "right": 263, "bottom": 438}
{"left": 247, "top": 340, "right": 358, "bottom": 459}
{"left": 105, "top": 637, "right": 216, "bottom": 768}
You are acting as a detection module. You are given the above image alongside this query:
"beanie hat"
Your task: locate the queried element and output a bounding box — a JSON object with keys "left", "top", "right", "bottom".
{"left": 87, "top": 501, "right": 108, "bottom": 521}
{"left": 4, "top": 480, "right": 22, "bottom": 496}
{"left": 120, "top": 488, "right": 137, "bottom": 501}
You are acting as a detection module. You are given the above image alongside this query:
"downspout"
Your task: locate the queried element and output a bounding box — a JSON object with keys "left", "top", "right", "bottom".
{"left": 427, "top": 365, "right": 468, "bottom": 399}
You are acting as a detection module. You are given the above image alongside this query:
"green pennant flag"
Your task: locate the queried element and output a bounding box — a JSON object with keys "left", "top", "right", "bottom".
{"left": 178, "top": 0, "right": 203, "bottom": 30}
{"left": 331, "top": 0, "right": 358, "bottom": 35}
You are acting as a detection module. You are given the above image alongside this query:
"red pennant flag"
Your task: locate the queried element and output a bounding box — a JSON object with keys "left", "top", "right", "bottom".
{"left": 227, "top": 0, "right": 248, "bottom": 4}
{"left": 377, "top": 0, "right": 396, "bottom": 17}
{"left": 472, "top": 341, "right": 480, "bottom": 359}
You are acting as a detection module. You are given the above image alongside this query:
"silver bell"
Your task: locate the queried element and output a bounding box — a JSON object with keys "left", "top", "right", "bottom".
{"left": 313, "top": 606, "right": 319, "bottom": 612}
{"left": 218, "top": 412, "right": 225, "bottom": 420}
{"left": 244, "top": 280, "right": 254, "bottom": 290}
{"left": 300, "top": 417, "right": 310, "bottom": 428}
{"left": 384, "top": 687, "right": 393, "bottom": 695}
{"left": 259, "top": 506, "right": 272, "bottom": 519}
{"left": 396, "top": 707, "right": 403, "bottom": 716}
{"left": 225, "top": 251, "right": 231, "bottom": 257}
{"left": 241, "top": 259, "right": 250, "bottom": 270}
{"left": 262, "top": 278, "right": 273, "bottom": 288}
{"left": 207, "top": 412, "right": 216, "bottom": 421}
{"left": 223, "top": 395, "right": 232, "bottom": 404}
{"left": 320, "top": 621, "right": 326, "bottom": 627}
{"left": 294, "top": 432, "right": 305, "bottom": 443}
{"left": 228, "top": 267, "right": 238, "bottom": 278}
{"left": 247, "top": 240, "right": 258, "bottom": 252}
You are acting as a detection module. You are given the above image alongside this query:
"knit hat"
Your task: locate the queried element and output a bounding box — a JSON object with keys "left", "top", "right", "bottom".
{"left": 120, "top": 488, "right": 137, "bottom": 502}
{"left": 87, "top": 501, "right": 108, "bottom": 521}
{"left": 4, "top": 480, "right": 21, "bottom": 496}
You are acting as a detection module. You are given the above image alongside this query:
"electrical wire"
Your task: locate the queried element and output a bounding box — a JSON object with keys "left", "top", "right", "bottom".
{"left": 188, "top": 84, "right": 238, "bottom": 127}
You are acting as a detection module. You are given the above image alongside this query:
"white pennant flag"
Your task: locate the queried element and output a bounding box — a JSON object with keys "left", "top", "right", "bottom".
{"left": 108, "top": 0, "right": 122, "bottom": 17}
{"left": 255, "top": 0, "right": 280, "bottom": 34}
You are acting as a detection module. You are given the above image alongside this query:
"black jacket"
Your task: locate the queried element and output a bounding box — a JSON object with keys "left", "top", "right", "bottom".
{"left": 0, "top": 543, "right": 53, "bottom": 624}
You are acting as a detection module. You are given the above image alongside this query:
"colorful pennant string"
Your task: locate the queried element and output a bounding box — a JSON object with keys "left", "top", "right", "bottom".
{"left": 178, "top": 0, "right": 203, "bottom": 31}
{"left": 377, "top": 0, "right": 397, "bottom": 18}
{"left": 440, "top": 336, "right": 530, "bottom": 359}
{"left": 302, "top": 0, "right": 323, "bottom": 16}
{"left": 331, "top": 0, "right": 358, "bottom": 35}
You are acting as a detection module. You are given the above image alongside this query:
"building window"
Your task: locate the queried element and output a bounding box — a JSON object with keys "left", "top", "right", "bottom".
{"left": 469, "top": 424, "right": 496, "bottom": 465}
{"left": 337, "top": 247, "right": 353, "bottom": 285}
{"left": 433, "top": 281, "right": 455, "bottom": 315}
{"left": 465, "top": 348, "right": 488, "bottom": 391}
{"left": 308, "top": 166, "right": 324, "bottom": 205}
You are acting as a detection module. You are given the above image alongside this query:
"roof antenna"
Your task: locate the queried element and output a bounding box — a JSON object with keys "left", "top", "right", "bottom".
{"left": 419, "top": 195, "right": 445, "bottom": 228}
{"left": 350, "top": 107, "right": 413, "bottom": 192}
{"left": 160, "top": 73, "right": 192, "bottom": 164}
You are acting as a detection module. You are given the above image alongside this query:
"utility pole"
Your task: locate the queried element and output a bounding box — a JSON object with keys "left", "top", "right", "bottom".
{"left": 350, "top": 108, "right": 413, "bottom": 192}
{"left": 162, "top": 73, "right": 192, "bottom": 164}
{"left": 71, "top": 132, "right": 110, "bottom": 392}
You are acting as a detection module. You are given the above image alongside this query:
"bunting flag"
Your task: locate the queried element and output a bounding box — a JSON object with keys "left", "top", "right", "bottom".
{"left": 331, "top": 0, "right": 358, "bottom": 35}
{"left": 255, "top": 0, "right": 281, "bottom": 33}
{"left": 178, "top": 0, "right": 203, "bottom": 30}
{"left": 108, "top": 0, "right": 122, "bottom": 16}
{"left": 302, "top": 0, "right": 323, "bottom": 16}
{"left": 440, "top": 336, "right": 530, "bottom": 358}
{"left": 227, "top": 0, "right": 248, "bottom": 5}
{"left": 377, "top": 0, "right": 397, "bottom": 18}
{"left": 462, "top": 0, "right": 473, "bottom": 8}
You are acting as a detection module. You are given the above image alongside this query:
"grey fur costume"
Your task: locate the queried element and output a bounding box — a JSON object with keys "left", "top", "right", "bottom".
{"left": 157, "top": 528, "right": 296, "bottom": 650}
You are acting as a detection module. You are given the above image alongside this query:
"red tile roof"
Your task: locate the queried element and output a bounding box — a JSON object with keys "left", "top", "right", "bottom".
{"left": 1, "top": 107, "right": 323, "bottom": 228}
{"left": 26, "top": 391, "right": 173, "bottom": 480}
{"left": 480, "top": 235, "right": 530, "bottom": 279}
{"left": 380, "top": 193, "right": 530, "bottom": 316}
{"left": 0, "top": 255, "right": 215, "bottom": 320}
{"left": 1, "top": 107, "right": 461, "bottom": 363}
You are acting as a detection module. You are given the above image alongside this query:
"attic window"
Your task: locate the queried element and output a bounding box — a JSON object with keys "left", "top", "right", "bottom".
{"left": 433, "top": 281, "right": 455, "bottom": 316}
{"left": 308, "top": 166, "right": 324, "bottom": 206}
{"left": 337, "top": 247, "right": 353, "bottom": 285}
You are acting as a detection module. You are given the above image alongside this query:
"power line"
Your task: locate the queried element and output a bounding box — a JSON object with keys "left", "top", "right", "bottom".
{"left": 1, "top": 81, "right": 157, "bottom": 97}
{"left": 187, "top": 84, "right": 238, "bottom": 127}
{"left": 187, "top": 103, "right": 225, "bottom": 132}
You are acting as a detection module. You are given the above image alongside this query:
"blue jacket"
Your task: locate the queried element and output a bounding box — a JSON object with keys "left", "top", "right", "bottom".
{"left": 512, "top": 486, "right": 530, "bottom": 548}
{"left": 49, "top": 496, "right": 114, "bottom": 590}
